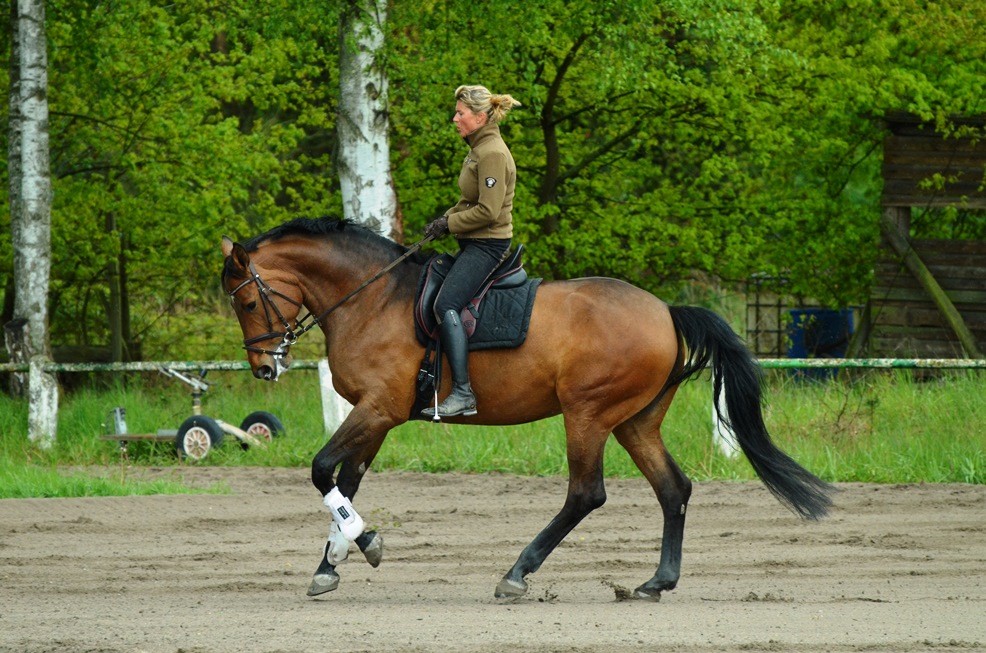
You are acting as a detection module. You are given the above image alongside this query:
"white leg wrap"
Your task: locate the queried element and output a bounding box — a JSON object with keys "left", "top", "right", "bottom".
{"left": 323, "top": 487, "right": 365, "bottom": 540}
{"left": 325, "top": 521, "right": 351, "bottom": 565}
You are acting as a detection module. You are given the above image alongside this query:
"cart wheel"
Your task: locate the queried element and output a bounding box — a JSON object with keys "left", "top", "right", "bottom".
{"left": 176, "top": 415, "right": 224, "bottom": 461}
{"left": 239, "top": 411, "right": 284, "bottom": 450}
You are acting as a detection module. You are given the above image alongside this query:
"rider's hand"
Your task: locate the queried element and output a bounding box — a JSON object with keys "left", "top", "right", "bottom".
{"left": 424, "top": 215, "right": 450, "bottom": 239}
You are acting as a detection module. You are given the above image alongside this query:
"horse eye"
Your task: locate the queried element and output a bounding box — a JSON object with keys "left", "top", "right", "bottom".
{"left": 245, "top": 300, "right": 258, "bottom": 312}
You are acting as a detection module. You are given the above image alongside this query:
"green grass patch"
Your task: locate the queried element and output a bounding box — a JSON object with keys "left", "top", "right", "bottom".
{"left": 0, "top": 366, "right": 983, "bottom": 499}
{"left": 0, "top": 459, "right": 211, "bottom": 499}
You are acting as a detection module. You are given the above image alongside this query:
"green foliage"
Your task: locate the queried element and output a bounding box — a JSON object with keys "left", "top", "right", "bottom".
{"left": 3, "top": 0, "right": 344, "bottom": 359}
{"left": 3, "top": 0, "right": 986, "bottom": 357}
{"left": 389, "top": 0, "right": 986, "bottom": 306}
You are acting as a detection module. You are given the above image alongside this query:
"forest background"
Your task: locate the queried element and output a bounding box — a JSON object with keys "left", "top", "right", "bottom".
{"left": 2, "top": 0, "right": 985, "bottom": 363}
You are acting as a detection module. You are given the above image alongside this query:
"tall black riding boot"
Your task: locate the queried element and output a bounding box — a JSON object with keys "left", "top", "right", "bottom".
{"left": 422, "top": 309, "right": 478, "bottom": 418}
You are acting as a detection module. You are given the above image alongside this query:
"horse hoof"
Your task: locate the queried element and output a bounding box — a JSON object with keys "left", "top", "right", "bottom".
{"left": 357, "top": 530, "right": 383, "bottom": 568}
{"left": 632, "top": 585, "right": 662, "bottom": 602}
{"left": 307, "top": 571, "right": 340, "bottom": 596}
{"left": 494, "top": 576, "right": 528, "bottom": 599}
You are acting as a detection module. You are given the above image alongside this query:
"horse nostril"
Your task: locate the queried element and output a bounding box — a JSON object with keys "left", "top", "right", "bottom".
{"left": 255, "top": 365, "right": 274, "bottom": 380}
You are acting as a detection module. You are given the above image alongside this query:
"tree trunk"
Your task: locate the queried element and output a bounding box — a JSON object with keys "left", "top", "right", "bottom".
{"left": 7, "top": 0, "right": 58, "bottom": 444}
{"left": 105, "top": 214, "right": 123, "bottom": 362}
{"left": 337, "top": 0, "right": 400, "bottom": 240}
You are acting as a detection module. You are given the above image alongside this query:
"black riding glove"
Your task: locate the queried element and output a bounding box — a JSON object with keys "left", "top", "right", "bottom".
{"left": 424, "top": 215, "right": 450, "bottom": 239}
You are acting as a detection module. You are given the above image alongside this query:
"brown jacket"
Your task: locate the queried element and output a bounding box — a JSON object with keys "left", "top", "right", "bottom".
{"left": 446, "top": 122, "right": 515, "bottom": 240}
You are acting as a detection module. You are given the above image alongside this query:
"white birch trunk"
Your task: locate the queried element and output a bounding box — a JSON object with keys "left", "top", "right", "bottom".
{"left": 8, "top": 0, "right": 57, "bottom": 445}
{"left": 337, "top": 0, "right": 400, "bottom": 240}
{"left": 330, "top": 0, "right": 399, "bottom": 427}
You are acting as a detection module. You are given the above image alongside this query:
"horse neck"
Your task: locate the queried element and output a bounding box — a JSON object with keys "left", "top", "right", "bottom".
{"left": 261, "top": 236, "right": 410, "bottom": 321}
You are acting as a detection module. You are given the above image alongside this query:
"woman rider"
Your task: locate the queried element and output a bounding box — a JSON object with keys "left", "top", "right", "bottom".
{"left": 421, "top": 84, "right": 522, "bottom": 418}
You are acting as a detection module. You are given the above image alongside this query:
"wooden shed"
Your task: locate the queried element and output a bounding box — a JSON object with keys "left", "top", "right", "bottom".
{"left": 863, "top": 112, "right": 986, "bottom": 358}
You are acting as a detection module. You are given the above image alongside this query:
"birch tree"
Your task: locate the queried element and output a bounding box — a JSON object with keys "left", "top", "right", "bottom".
{"left": 7, "top": 0, "right": 57, "bottom": 445}
{"left": 337, "top": 0, "right": 400, "bottom": 239}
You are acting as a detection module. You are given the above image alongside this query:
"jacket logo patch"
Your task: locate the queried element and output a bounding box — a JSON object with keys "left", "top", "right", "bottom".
{"left": 485, "top": 177, "right": 497, "bottom": 188}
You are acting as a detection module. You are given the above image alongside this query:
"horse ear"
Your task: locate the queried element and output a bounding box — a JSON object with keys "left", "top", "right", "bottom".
{"left": 222, "top": 235, "right": 235, "bottom": 258}
{"left": 223, "top": 236, "right": 252, "bottom": 275}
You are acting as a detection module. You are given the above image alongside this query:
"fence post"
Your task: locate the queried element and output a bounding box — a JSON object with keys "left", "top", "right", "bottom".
{"left": 28, "top": 356, "right": 58, "bottom": 448}
{"left": 318, "top": 359, "right": 353, "bottom": 434}
{"left": 713, "top": 377, "right": 738, "bottom": 457}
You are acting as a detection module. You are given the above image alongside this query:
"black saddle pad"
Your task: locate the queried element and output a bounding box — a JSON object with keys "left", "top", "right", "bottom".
{"left": 464, "top": 277, "right": 541, "bottom": 350}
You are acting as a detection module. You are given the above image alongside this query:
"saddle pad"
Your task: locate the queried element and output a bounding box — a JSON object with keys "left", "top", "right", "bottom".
{"left": 414, "top": 277, "right": 541, "bottom": 351}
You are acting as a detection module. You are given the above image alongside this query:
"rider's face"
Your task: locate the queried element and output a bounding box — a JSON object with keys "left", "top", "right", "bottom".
{"left": 453, "top": 101, "right": 487, "bottom": 138}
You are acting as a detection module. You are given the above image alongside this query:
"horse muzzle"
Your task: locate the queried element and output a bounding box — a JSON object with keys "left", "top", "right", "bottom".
{"left": 246, "top": 334, "right": 294, "bottom": 381}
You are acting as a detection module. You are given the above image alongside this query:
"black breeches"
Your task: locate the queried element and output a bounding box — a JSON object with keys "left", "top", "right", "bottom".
{"left": 433, "top": 238, "right": 511, "bottom": 322}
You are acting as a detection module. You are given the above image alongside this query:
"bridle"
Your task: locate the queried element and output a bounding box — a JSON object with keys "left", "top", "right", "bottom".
{"left": 225, "top": 234, "right": 434, "bottom": 363}
{"left": 226, "top": 261, "right": 306, "bottom": 357}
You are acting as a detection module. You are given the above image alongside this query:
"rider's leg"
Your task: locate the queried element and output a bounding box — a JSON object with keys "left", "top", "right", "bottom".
{"left": 422, "top": 238, "right": 510, "bottom": 418}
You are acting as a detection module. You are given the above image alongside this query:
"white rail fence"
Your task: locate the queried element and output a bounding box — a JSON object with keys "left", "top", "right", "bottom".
{"left": 2, "top": 358, "right": 985, "bottom": 449}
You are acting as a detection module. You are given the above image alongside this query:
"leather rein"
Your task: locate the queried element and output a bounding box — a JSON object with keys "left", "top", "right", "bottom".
{"left": 226, "top": 234, "right": 435, "bottom": 357}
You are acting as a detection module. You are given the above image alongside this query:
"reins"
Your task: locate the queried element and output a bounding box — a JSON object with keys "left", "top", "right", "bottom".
{"left": 228, "top": 233, "right": 435, "bottom": 355}
{"left": 291, "top": 233, "right": 435, "bottom": 340}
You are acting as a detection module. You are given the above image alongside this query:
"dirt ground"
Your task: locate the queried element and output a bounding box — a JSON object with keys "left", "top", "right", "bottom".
{"left": 0, "top": 467, "right": 983, "bottom": 653}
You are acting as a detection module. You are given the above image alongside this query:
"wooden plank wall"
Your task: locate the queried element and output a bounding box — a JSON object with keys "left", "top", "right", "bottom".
{"left": 869, "top": 238, "right": 986, "bottom": 357}
{"left": 881, "top": 115, "right": 986, "bottom": 210}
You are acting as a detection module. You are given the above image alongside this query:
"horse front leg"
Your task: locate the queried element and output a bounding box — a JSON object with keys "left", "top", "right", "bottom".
{"left": 307, "top": 408, "right": 393, "bottom": 597}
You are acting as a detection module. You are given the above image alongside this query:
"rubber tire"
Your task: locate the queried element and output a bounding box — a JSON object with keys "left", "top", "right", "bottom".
{"left": 238, "top": 411, "right": 284, "bottom": 450}
{"left": 176, "top": 415, "right": 224, "bottom": 461}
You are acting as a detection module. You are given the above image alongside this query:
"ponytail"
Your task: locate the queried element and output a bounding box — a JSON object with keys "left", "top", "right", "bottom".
{"left": 455, "top": 85, "right": 521, "bottom": 123}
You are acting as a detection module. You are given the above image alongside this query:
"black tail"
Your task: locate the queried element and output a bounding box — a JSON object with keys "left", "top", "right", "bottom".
{"left": 668, "top": 305, "right": 835, "bottom": 520}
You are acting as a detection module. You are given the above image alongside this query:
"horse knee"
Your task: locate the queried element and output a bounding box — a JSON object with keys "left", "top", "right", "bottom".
{"left": 569, "top": 486, "right": 606, "bottom": 515}
{"left": 311, "top": 453, "right": 334, "bottom": 495}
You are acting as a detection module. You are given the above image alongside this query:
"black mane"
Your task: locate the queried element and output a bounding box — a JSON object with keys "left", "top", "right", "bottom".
{"left": 222, "top": 216, "right": 432, "bottom": 293}
{"left": 244, "top": 217, "right": 404, "bottom": 257}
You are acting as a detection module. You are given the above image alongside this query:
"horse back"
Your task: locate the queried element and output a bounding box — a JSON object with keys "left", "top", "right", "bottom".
{"left": 462, "top": 277, "right": 680, "bottom": 424}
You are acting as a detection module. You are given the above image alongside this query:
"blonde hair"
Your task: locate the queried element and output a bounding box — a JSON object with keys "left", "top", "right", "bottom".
{"left": 455, "top": 84, "right": 521, "bottom": 123}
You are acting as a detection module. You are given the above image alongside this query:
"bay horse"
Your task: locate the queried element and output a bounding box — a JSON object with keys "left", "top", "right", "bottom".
{"left": 220, "top": 217, "right": 834, "bottom": 601}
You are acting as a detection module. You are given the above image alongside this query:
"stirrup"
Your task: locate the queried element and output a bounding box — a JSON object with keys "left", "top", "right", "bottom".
{"left": 422, "top": 385, "right": 477, "bottom": 418}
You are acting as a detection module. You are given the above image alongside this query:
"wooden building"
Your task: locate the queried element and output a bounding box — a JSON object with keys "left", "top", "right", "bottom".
{"left": 865, "top": 113, "right": 986, "bottom": 358}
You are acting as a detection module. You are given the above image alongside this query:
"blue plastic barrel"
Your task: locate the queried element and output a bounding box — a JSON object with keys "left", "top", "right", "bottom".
{"left": 786, "top": 309, "right": 854, "bottom": 379}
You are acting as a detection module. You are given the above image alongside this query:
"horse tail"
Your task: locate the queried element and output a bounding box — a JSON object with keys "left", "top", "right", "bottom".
{"left": 667, "top": 305, "right": 835, "bottom": 520}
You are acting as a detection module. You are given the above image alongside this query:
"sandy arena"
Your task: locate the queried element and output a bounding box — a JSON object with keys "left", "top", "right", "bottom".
{"left": 0, "top": 467, "right": 983, "bottom": 653}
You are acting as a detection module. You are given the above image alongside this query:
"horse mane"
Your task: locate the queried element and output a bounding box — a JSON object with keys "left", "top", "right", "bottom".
{"left": 222, "top": 216, "right": 431, "bottom": 294}
{"left": 243, "top": 217, "right": 393, "bottom": 254}
{"left": 244, "top": 216, "right": 438, "bottom": 262}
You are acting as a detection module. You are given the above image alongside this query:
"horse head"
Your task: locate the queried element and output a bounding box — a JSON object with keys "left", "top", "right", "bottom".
{"left": 221, "top": 235, "right": 305, "bottom": 381}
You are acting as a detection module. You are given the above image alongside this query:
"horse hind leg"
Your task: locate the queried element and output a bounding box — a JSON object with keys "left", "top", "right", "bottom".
{"left": 495, "top": 424, "right": 609, "bottom": 600}
{"left": 613, "top": 398, "right": 693, "bottom": 602}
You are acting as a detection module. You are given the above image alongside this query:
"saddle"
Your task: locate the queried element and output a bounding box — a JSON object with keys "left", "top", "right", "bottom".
{"left": 413, "top": 245, "right": 539, "bottom": 347}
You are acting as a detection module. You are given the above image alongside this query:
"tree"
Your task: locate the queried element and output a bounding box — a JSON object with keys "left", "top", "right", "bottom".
{"left": 337, "top": 0, "right": 400, "bottom": 239}
{"left": 5, "top": 0, "right": 986, "bottom": 367}
{"left": 7, "top": 0, "right": 57, "bottom": 444}
{"left": 388, "top": 0, "right": 986, "bottom": 307}
{"left": 2, "top": 1, "right": 346, "bottom": 361}
{"left": 388, "top": 1, "right": 800, "bottom": 291}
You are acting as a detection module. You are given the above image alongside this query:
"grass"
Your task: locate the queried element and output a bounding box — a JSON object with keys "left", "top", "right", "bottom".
{"left": 0, "top": 367, "right": 983, "bottom": 499}
{"left": 0, "top": 458, "right": 210, "bottom": 499}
